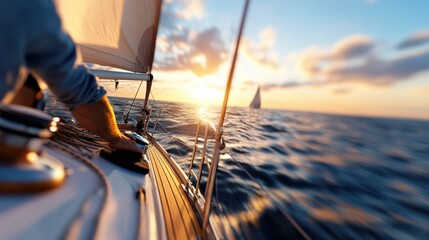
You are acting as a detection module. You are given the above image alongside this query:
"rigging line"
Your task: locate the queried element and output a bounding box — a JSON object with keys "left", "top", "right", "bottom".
{"left": 224, "top": 149, "right": 312, "bottom": 240}
{"left": 148, "top": 90, "right": 186, "bottom": 159}
{"left": 150, "top": 91, "right": 160, "bottom": 108}
{"left": 155, "top": 123, "right": 185, "bottom": 159}
{"left": 122, "top": 79, "right": 144, "bottom": 124}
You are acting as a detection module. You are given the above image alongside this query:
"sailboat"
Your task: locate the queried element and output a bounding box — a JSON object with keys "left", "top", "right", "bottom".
{"left": 0, "top": 0, "right": 251, "bottom": 239}
{"left": 249, "top": 86, "right": 261, "bottom": 109}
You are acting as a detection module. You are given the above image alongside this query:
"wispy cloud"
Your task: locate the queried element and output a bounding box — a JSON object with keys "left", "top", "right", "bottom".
{"left": 242, "top": 26, "right": 280, "bottom": 69}
{"left": 397, "top": 30, "right": 429, "bottom": 49}
{"left": 175, "top": 0, "right": 206, "bottom": 20}
{"left": 330, "top": 35, "right": 375, "bottom": 60}
{"left": 297, "top": 35, "right": 377, "bottom": 77}
{"left": 322, "top": 49, "right": 429, "bottom": 85}
{"left": 160, "top": 0, "right": 206, "bottom": 25}
{"left": 250, "top": 30, "right": 429, "bottom": 92}
{"left": 261, "top": 81, "right": 306, "bottom": 90}
{"left": 255, "top": 80, "right": 324, "bottom": 90}
{"left": 156, "top": 0, "right": 227, "bottom": 76}
{"left": 294, "top": 31, "right": 429, "bottom": 87}
{"left": 155, "top": 27, "right": 227, "bottom": 76}
{"left": 332, "top": 88, "right": 352, "bottom": 95}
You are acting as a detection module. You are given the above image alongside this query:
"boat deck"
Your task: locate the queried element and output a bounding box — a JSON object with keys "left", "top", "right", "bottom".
{"left": 147, "top": 145, "right": 202, "bottom": 240}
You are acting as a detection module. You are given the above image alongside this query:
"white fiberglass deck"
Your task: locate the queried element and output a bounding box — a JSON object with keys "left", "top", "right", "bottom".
{"left": 0, "top": 144, "right": 164, "bottom": 240}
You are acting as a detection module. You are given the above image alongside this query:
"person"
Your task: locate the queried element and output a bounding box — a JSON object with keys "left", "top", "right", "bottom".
{"left": 0, "top": 0, "right": 141, "bottom": 153}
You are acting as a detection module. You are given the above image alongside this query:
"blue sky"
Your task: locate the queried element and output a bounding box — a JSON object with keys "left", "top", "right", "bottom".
{"left": 105, "top": 0, "right": 429, "bottom": 120}
{"left": 204, "top": 0, "right": 429, "bottom": 52}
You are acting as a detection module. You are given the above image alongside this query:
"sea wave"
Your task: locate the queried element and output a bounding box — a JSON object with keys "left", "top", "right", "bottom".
{"left": 46, "top": 96, "right": 429, "bottom": 240}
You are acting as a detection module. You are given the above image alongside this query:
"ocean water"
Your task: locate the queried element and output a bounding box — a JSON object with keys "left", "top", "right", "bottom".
{"left": 47, "top": 96, "right": 429, "bottom": 240}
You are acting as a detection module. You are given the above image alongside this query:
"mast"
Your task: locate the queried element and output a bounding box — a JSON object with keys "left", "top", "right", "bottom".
{"left": 202, "top": 0, "right": 251, "bottom": 233}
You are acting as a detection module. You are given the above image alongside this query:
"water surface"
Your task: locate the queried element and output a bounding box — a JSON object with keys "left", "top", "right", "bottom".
{"left": 47, "top": 96, "right": 429, "bottom": 240}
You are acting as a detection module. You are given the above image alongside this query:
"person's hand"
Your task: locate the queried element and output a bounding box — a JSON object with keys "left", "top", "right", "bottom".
{"left": 108, "top": 134, "right": 142, "bottom": 153}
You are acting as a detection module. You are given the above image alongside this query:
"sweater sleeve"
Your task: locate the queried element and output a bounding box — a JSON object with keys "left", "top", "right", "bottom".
{"left": 25, "top": 0, "right": 106, "bottom": 110}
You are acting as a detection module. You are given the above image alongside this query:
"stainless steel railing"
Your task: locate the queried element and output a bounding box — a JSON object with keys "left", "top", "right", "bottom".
{"left": 184, "top": 118, "right": 220, "bottom": 221}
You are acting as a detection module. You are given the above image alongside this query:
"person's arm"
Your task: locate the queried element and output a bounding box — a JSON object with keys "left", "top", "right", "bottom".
{"left": 25, "top": 1, "right": 104, "bottom": 110}
{"left": 73, "top": 96, "right": 141, "bottom": 153}
{"left": 24, "top": 1, "right": 140, "bottom": 153}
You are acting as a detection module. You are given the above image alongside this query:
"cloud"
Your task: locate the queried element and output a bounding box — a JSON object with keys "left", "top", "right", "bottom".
{"left": 397, "top": 30, "right": 429, "bottom": 49}
{"left": 189, "top": 27, "right": 227, "bottom": 75}
{"left": 155, "top": 27, "right": 227, "bottom": 76}
{"left": 260, "top": 80, "right": 323, "bottom": 90}
{"left": 331, "top": 36, "right": 375, "bottom": 60}
{"left": 242, "top": 27, "right": 280, "bottom": 69}
{"left": 332, "top": 88, "right": 352, "bottom": 95}
{"left": 155, "top": 0, "right": 227, "bottom": 76}
{"left": 160, "top": 0, "right": 206, "bottom": 28}
{"left": 298, "top": 35, "right": 377, "bottom": 76}
{"left": 175, "top": 0, "right": 205, "bottom": 20}
{"left": 324, "top": 49, "right": 429, "bottom": 85}
{"left": 255, "top": 30, "right": 429, "bottom": 92}
{"left": 243, "top": 79, "right": 310, "bottom": 90}
{"left": 262, "top": 81, "right": 303, "bottom": 90}
{"left": 297, "top": 33, "right": 429, "bottom": 86}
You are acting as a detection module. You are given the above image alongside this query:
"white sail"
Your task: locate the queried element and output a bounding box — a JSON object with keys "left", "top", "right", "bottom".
{"left": 249, "top": 86, "right": 261, "bottom": 108}
{"left": 55, "top": 0, "right": 162, "bottom": 73}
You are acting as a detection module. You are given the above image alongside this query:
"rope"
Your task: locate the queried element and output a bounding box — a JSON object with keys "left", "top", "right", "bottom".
{"left": 148, "top": 90, "right": 186, "bottom": 160}
{"left": 49, "top": 121, "right": 107, "bottom": 158}
{"left": 123, "top": 79, "right": 145, "bottom": 124}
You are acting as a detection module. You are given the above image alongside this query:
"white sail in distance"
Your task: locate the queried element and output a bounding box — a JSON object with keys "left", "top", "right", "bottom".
{"left": 55, "top": 0, "right": 162, "bottom": 73}
{"left": 249, "top": 86, "right": 261, "bottom": 109}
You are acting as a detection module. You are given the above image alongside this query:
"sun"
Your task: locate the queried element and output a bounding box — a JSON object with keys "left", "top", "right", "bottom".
{"left": 191, "top": 85, "right": 221, "bottom": 105}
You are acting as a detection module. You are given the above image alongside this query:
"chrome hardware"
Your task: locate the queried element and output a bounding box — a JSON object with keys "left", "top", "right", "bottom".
{"left": 124, "top": 130, "right": 149, "bottom": 154}
{"left": 0, "top": 104, "right": 66, "bottom": 193}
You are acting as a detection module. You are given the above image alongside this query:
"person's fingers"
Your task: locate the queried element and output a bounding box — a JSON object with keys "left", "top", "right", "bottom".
{"left": 121, "top": 134, "right": 143, "bottom": 153}
{"left": 124, "top": 139, "right": 143, "bottom": 153}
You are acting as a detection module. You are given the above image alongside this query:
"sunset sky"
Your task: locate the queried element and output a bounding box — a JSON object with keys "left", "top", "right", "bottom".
{"left": 100, "top": 0, "right": 429, "bottom": 120}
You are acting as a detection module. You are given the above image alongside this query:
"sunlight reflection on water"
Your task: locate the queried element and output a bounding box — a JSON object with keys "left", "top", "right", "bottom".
{"left": 46, "top": 96, "right": 429, "bottom": 240}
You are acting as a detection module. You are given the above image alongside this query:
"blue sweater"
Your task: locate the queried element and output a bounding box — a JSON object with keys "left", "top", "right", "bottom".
{"left": 0, "top": 0, "right": 106, "bottom": 109}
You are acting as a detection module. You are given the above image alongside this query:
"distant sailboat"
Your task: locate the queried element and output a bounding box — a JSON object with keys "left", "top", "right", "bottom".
{"left": 249, "top": 86, "right": 261, "bottom": 108}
